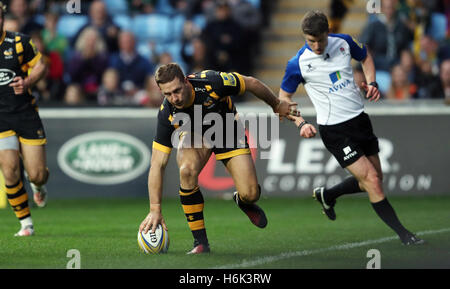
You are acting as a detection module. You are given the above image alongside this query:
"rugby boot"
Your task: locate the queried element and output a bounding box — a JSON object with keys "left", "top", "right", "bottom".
{"left": 313, "top": 187, "right": 336, "bottom": 220}
{"left": 233, "top": 191, "right": 268, "bottom": 228}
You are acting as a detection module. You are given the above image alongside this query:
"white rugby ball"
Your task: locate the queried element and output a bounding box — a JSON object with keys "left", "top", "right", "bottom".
{"left": 138, "top": 224, "right": 169, "bottom": 254}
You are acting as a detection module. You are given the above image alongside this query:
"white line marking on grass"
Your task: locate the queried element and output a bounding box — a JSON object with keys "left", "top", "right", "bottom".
{"left": 212, "top": 228, "right": 450, "bottom": 269}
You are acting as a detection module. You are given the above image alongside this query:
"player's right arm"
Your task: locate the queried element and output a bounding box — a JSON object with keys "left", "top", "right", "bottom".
{"left": 139, "top": 147, "right": 171, "bottom": 234}
{"left": 140, "top": 102, "right": 174, "bottom": 233}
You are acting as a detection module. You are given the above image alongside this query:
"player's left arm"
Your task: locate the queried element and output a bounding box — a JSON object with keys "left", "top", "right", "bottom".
{"left": 241, "top": 75, "right": 299, "bottom": 119}
{"left": 360, "top": 51, "right": 381, "bottom": 102}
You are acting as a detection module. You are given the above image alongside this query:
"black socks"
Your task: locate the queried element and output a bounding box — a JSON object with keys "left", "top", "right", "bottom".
{"left": 325, "top": 177, "right": 363, "bottom": 203}
{"left": 371, "top": 198, "right": 410, "bottom": 239}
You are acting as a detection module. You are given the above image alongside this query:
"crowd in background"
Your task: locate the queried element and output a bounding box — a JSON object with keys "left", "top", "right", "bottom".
{"left": 1, "top": 0, "right": 270, "bottom": 107}
{"left": 2, "top": 0, "right": 449, "bottom": 106}
{"left": 331, "top": 0, "right": 450, "bottom": 102}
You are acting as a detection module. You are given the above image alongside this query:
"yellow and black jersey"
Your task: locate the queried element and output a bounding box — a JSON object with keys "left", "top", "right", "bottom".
{"left": 153, "top": 70, "right": 246, "bottom": 154}
{"left": 0, "top": 30, "right": 42, "bottom": 113}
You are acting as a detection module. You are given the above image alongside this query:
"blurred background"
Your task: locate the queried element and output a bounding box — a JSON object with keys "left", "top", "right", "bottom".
{"left": 2, "top": 0, "right": 449, "bottom": 107}
{"left": 0, "top": 0, "right": 448, "bottom": 199}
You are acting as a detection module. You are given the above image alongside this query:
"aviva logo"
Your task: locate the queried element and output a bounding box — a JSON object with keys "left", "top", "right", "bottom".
{"left": 329, "top": 71, "right": 342, "bottom": 84}
{"left": 329, "top": 71, "right": 352, "bottom": 93}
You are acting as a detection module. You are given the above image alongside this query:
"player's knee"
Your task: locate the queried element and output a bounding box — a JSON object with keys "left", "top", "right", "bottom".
{"left": 179, "top": 163, "right": 200, "bottom": 182}
{"left": 26, "top": 168, "right": 48, "bottom": 185}
{"left": 240, "top": 184, "right": 261, "bottom": 203}
{"left": 1, "top": 165, "right": 21, "bottom": 184}
{"left": 366, "top": 171, "right": 381, "bottom": 186}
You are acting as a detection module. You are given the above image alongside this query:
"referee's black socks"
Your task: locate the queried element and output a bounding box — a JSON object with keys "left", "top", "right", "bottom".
{"left": 371, "top": 198, "right": 410, "bottom": 239}
{"left": 325, "top": 176, "right": 363, "bottom": 202}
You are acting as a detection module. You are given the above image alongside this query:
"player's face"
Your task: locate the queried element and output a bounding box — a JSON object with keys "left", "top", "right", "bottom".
{"left": 305, "top": 33, "right": 328, "bottom": 55}
{"left": 159, "top": 77, "right": 192, "bottom": 109}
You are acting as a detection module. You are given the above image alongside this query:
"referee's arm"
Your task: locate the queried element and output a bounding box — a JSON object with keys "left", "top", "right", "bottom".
{"left": 360, "top": 52, "right": 381, "bottom": 102}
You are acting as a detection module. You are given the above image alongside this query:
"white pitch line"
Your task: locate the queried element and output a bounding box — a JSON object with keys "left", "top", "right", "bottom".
{"left": 212, "top": 228, "right": 450, "bottom": 269}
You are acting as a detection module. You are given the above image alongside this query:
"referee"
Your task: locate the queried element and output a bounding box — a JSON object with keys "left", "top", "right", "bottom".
{"left": 280, "top": 11, "right": 423, "bottom": 245}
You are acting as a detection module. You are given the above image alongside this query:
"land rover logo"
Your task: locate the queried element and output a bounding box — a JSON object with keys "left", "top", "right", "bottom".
{"left": 0, "top": 69, "right": 16, "bottom": 85}
{"left": 57, "top": 131, "right": 151, "bottom": 185}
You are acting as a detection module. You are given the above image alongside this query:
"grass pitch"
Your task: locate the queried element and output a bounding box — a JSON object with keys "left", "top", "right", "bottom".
{"left": 0, "top": 196, "right": 449, "bottom": 269}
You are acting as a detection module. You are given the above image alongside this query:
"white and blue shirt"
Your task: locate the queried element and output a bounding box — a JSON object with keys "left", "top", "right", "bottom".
{"left": 281, "top": 34, "right": 367, "bottom": 125}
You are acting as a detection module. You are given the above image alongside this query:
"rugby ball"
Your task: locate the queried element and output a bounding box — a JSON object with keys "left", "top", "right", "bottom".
{"left": 137, "top": 224, "right": 169, "bottom": 254}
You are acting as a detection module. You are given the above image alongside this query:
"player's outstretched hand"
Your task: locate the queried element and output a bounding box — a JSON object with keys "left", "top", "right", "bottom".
{"left": 361, "top": 82, "right": 381, "bottom": 102}
{"left": 9, "top": 77, "right": 28, "bottom": 95}
{"left": 275, "top": 99, "right": 300, "bottom": 121}
{"left": 139, "top": 210, "right": 168, "bottom": 234}
{"left": 300, "top": 123, "right": 317, "bottom": 138}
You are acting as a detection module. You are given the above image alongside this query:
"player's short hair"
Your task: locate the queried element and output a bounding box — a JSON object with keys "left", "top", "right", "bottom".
{"left": 155, "top": 63, "right": 186, "bottom": 86}
{"left": 301, "top": 10, "right": 329, "bottom": 36}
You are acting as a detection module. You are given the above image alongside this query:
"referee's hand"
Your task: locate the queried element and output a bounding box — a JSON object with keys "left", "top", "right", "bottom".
{"left": 300, "top": 123, "right": 317, "bottom": 138}
{"left": 293, "top": 117, "right": 316, "bottom": 138}
{"left": 361, "top": 82, "right": 381, "bottom": 102}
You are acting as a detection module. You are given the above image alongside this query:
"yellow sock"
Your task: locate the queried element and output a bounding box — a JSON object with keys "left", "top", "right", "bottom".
{"left": 0, "top": 172, "right": 6, "bottom": 209}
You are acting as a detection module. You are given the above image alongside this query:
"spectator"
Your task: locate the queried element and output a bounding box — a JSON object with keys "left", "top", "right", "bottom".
{"left": 386, "top": 64, "right": 418, "bottom": 100}
{"left": 229, "top": 0, "right": 262, "bottom": 71}
{"left": 201, "top": 0, "right": 246, "bottom": 73}
{"left": 437, "top": 59, "right": 450, "bottom": 102}
{"left": 182, "top": 36, "right": 207, "bottom": 73}
{"left": 156, "top": 51, "right": 174, "bottom": 66}
{"left": 416, "top": 35, "right": 440, "bottom": 75}
{"left": 41, "top": 12, "right": 68, "bottom": 59}
{"left": 64, "top": 84, "right": 86, "bottom": 106}
{"left": 169, "top": 0, "right": 211, "bottom": 18}
{"left": 68, "top": 27, "right": 109, "bottom": 100}
{"left": 360, "top": 0, "right": 413, "bottom": 71}
{"left": 416, "top": 61, "right": 442, "bottom": 99}
{"left": 329, "top": 0, "right": 354, "bottom": 33}
{"left": 108, "top": 31, "right": 155, "bottom": 98}
{"left": 128, "top": 0, "right": 157, "bottom": 14}
{"left": 8, "top": 0, "right": 43, "bottom": 35}
{"left": 30, "top": 31, "right": 65, "bottom": 103}
{"left": 73, "top": 0, "right": 120, "bottom": 53}
{"left": 134, "top": 75, "right": 164, "bottom": 107}
{"left": 97, "top": 68, "right": 124, "bottom": 106}
{"left": 399, "top": 49, "right": 419, "bottom": 84}
{"left": 4, "top": 15, "right": 20, "bottom": 32}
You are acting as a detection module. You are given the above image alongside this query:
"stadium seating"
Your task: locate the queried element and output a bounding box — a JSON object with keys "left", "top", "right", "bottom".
{"left": 247, "top": 0, "right": 261, "bottom": 8}
{"left": 113, "top": 14, "right": 133, "bottom": 30}
{"left": 192, "top": 14, "right": 207, "bottom": 30}
{"left": 104, "top": 0, "right": 129, "bottom": 15}
{"left": 132, "top": 14, "right": 172, "bottom": 43}
{"left": 375, "top": 70, "right": 392, "bottom": 94}
{"left": 171, "top": 14, "right": 186, "bottom": 41}
{"left": 34, "top": 14, "right": 45, "bottom": 26}
{"left": 56, "top": 15, "right": 89, "bottom": 39}
{"left": 428, "top": 13, "right": 447, "bottom": 41}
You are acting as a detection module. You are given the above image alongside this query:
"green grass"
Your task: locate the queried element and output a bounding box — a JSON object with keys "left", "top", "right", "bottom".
{"left": 0, "top": 196, "right": 449, "bottom": 269}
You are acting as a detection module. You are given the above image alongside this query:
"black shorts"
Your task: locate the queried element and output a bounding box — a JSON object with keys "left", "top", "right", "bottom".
{"left": 319, "top": 112, "right": 379, "bottom": 168}
{"left": 0, "top": 107, "right": 47, "bottom": 145}
{"left": 207, "top": 117, "right": 250, "bottom": 161}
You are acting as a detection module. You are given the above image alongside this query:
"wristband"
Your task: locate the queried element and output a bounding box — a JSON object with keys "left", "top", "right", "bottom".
{"left": 369, "top": 81, "right": 378, "bottom": 89}
{"left": 298, "top": 120, "right": 309, "bottom": 131}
